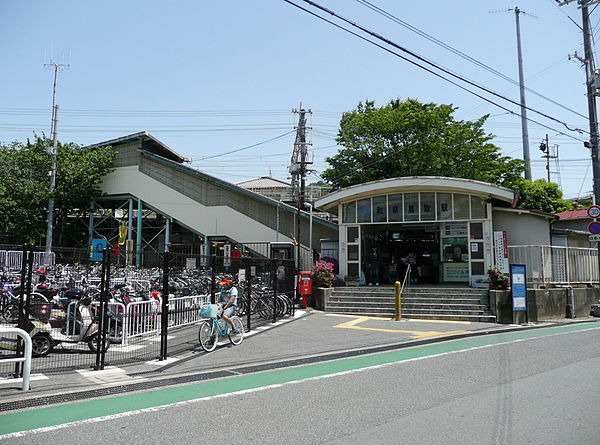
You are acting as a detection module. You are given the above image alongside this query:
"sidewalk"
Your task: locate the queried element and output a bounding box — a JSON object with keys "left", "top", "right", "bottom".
{"left": 1, "top": 311, "right": 598, "bottom": 411}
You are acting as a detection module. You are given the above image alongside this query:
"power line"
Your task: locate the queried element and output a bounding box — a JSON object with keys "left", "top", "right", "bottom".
{"left": 193, "top": 130, "right": 295, "bottom": 161}
{"left": 356, "top": 0, "right": 589, "bottom": 121}
{"left": 282, "top": 0, "right": 587, "bottom": 143}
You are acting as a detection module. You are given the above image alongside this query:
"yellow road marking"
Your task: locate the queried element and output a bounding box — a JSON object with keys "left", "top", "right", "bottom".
{"left": 325, "top": 313, "right": 472, "bottom": 325}
{"left": 327, "top": 314, "right": 471, "bottom": 339}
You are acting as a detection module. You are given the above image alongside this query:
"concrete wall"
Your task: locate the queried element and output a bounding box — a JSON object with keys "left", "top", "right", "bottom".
{"left": 491, "top": 287, "right": 600, "bottom": 323}
{"left": 492, "top": 210, "right": 551, "bottom": 245}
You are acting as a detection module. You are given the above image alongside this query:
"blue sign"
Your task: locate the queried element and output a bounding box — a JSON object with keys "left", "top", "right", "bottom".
{"left": 589, "top": 221, "right": 600, "bottom": 234}
{"left": 90, "top": 239, "right": 107, "bottom": 262}
{"left": 510, "top": 264, "right": 527, "bottom": 311}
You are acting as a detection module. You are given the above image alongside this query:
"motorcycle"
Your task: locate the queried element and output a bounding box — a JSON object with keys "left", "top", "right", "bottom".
{"left": 0, "top": 301, "right": 54, "bottom": 357}
{"left": 42, "top": 296, "right": 111, "bottom": 355}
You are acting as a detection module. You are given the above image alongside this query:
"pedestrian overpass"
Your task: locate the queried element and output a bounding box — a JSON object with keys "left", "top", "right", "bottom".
{"left": 88, "top": 132, "right": 338, "bottom": 266}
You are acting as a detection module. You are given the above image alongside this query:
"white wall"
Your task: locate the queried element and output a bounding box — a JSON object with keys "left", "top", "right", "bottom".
{"left": 492, "top": 209, "right": 551, "bottom": 245}
{"left": 102, "top": 166, "right": 292, "bottom": 244}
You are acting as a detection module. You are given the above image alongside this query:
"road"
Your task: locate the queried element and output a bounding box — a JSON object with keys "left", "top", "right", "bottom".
{"left": 1, "top": 322, "right": 599, "bottom": 444}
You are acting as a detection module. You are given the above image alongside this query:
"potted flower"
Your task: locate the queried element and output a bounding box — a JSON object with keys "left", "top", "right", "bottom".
{"left": 311, "top": 260, "right": 335, "bottom": 310}
{"left": 488, "top": 266, "right": 509, "bottom": 290}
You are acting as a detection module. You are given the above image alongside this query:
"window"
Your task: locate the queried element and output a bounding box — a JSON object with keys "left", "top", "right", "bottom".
{"left": 347, "top": 226, "right": 359, "bottom": 243}
{"left": 388, "top": 194, "right": 403, "bottom": 222}
{"left": 453, "top": 194, "right": 469, "bottom": 219}
{"left": 420, "top": 192, "right": 435, "bottom": 221}
{"left": 348, "top": 245, "right": 359, "bottom": 261}
{"left": 470, "top": 222, "right": 483, "bottom": 239}
{"left": 404, "top": 193, "right": 419, "bottom": 221}
{"left": 437, "top": 193, "right": 452, "bottom": 220}
{"left": 373, "top": 196, "right": 387, "bottom": 222}
{"left": 342, "top": 201, "right": 356, "bottom": 223}
{"left": 357, "top": 198, "right": 372, "bottom": 223}
{"left": 471, "top": 196, "right": 487, "bottom": 219}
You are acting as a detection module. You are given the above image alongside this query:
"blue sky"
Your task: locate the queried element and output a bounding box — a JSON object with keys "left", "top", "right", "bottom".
{"left": 1, "top": 0, "right": 596, "bottom": 198}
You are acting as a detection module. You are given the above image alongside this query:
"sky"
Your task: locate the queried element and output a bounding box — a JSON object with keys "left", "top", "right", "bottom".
{"left": 1, "top": 0, "right": 597, "bottom": 199}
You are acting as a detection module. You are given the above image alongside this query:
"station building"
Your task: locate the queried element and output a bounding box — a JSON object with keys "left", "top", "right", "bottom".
{"left": 314, "top": 176, "right": 558, "bottom": 287}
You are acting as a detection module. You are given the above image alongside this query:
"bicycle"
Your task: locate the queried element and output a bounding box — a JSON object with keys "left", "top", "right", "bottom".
{"left": 198, "top": 303, "right": 244, "bottom": 352}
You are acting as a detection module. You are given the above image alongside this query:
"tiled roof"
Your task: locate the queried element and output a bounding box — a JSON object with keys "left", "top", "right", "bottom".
{"left": 555, "top": 209, "right": 589, "bottom": 220}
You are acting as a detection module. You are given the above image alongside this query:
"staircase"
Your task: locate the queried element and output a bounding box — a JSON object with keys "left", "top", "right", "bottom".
{"left": 325, "top": 286, "right": 495, "bottom": 323}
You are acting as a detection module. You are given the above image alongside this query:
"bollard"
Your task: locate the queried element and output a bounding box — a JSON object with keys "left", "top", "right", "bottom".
{"left": 394, "top": 281, "right": 401, "bottom": 321}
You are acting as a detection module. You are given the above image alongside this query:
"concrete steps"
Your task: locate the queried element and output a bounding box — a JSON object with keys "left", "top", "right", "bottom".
{"left": 325, "top": 286, "right": 495, "bottom": 323}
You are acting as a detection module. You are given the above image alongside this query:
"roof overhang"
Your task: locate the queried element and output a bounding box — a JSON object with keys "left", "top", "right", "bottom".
{"left": 315, "top": 176, "right": 516, "bottom": 213}
{"left": 85, "top": 131, "right": 191, "bottom": 164}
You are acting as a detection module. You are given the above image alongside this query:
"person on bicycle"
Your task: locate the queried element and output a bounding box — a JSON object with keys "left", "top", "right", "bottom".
{"left": 217, "top": 279, "right": 238, "bottom": 330}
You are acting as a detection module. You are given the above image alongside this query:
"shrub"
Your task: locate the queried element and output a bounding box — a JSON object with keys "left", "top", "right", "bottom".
{"left": 311, "top": 260, "right": 335, "bottom": 288}
{"left": 488, "top": 266, "right": 510, "bottom": 290}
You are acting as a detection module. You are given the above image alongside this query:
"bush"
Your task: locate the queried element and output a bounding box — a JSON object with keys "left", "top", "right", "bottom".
{"left": 311, "top": 260, "right": 335, "bottom": 288}
{"left": 488, "top": 266, "right": 509, "bottom": 290}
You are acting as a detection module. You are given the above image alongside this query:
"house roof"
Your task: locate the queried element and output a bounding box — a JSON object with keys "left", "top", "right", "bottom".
{"left": 555, "top": 209, "right": 589, "bottom": 220}
{"left": 236, "top": 176, "right": 291, "bottom": 189}
{"left": 85, "top": 131, "right": 190, "bottom": 164}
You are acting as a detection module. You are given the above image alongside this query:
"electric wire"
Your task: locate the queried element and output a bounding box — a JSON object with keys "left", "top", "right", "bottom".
{"left": 288, "top": 0, "right": 587, "bottom": 136}
{"left": 356, "top": 0, "right": 589, "bottom": 121}
{"left": 283, "top": 0, "right": 587, "bottom": 144}
{"left": 192, "top": 130, "right": 295, "bottom": 161}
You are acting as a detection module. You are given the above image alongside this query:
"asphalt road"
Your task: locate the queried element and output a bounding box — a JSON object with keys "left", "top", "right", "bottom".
{"left": 2, "top": 322, "right": 599, "bottom": 444}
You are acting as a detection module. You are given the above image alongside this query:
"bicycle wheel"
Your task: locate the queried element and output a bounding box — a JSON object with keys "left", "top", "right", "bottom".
{"left": 2, "top": 303, "right": 20, "bottom": 323}
{"left": 228, "top": 316, "right": 244, "bottom": 345}
{"left": 236, "top": 295, "right": 247, "bottom": 317}
{"left": 198, "top": 320, "right": 217, "bottom": 352}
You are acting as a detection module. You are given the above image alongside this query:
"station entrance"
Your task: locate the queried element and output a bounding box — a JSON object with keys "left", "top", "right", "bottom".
{"left": 359, "top": 222, "right": 477, "bottom": 285}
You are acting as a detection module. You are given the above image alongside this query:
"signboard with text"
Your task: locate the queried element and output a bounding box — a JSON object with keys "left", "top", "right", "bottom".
{"left": 510, "top": 264, "right": 527, "bottom": 311}
{"left": 493, "top": 231, "right": 509, "bottom": 274}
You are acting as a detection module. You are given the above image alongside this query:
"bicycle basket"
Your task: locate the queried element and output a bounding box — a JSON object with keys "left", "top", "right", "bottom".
{"left": 200, "top": 303, "right": 218, "bottom": 318}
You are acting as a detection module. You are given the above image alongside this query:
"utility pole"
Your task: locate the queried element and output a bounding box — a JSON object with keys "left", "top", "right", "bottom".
{"left": 44, "top": 61, "right": 69, "bottom": 258}
{"left": 539, "top": 134, "right": 558, "bottom": 182}
{"left": 288, "top": 104, "right": 312, "bottom": 272}
{"left": 557, "top": 0, "right": 600, "bottom": 282}
{"left": 513, "top": 6, "right": 532, "bottom": 180}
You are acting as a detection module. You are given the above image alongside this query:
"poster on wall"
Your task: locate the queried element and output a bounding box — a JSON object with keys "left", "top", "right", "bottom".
{"left": 493, "top": 231, "right": 509, "bottom": 273}
{"left": 443, "top": 222, "right": 468, "bottom": 237}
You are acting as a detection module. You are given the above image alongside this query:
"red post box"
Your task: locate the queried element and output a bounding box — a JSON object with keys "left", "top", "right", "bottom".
{"left": 298, "top": 271, "right": 312, "bottom": 309}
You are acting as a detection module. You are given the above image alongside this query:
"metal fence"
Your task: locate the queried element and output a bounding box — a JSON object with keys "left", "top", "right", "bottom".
{"left": 1, "top": 245, "right": 298, "bottom": 377}
{"left": 508, "top": 245, "right": 599, "bottom": 286}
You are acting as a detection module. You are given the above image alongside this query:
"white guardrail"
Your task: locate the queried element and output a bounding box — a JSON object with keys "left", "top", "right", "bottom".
{"left": 0, "top": 327, "right": 32, "bottom": 391}
{"left": 64, "top": 294, "right": 210, "bottom": 347}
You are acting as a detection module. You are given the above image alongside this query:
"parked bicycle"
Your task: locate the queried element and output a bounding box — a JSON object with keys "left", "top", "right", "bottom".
{"left": 197, "top": 303, "right": 244, "bottom": 352}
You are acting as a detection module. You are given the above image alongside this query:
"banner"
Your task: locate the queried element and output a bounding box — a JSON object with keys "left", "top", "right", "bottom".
{"left": 493, "top": 231, "right": 509, "bottom": 274}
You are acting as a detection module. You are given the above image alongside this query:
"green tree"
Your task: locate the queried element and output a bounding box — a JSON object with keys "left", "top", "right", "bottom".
{"left": 0, "top": 135, "right": 115, "bottom": 244}
{"left": 321, "top": 99, "right": 525, "bottom": 189}
{"left": 513, "top": 179, "right": 573, "bottom": 213}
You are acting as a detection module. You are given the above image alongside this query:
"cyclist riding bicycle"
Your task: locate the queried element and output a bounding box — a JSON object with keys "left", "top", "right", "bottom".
{"left": 217, "top": 279, "right": 238, "bottom": 331}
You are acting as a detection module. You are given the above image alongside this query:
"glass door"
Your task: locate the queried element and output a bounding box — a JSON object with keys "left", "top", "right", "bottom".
{"left": 346, "top": 226, "right": 361, "bottom": 283}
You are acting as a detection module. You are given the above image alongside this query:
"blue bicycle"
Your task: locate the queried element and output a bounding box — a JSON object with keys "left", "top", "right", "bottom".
{"left": 198, "top": 303, "right": 244, "bottom": 352}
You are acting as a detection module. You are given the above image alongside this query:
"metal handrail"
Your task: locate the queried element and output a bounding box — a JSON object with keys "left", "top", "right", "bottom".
{"left": 0, "top": 327, "right": 32, "bottom": 391}
{"left": 401, "top": 263, "right": 411, "bottom": 294}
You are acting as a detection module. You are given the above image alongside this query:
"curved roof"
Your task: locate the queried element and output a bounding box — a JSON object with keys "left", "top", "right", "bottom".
{"left": 314, "top": 176, "right": 516, "bottom": 212}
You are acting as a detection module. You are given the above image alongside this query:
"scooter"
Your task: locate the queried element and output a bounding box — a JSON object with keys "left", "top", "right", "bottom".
{"left": 44, "top": 296, "right": 111, "bottom": 354}
{"left": 0, "top": 302, "right": 55, "bottom": 357}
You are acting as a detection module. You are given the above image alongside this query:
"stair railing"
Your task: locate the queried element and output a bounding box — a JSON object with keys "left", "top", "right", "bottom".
{"left": 401, "top": 264, "right": 411, "bottom": 294}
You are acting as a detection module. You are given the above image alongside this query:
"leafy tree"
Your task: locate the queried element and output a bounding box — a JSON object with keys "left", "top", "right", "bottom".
{"left": 321, "top": 99, "right": 525, "bottom": 189}
{"left": 0, "top": 135, "right": 115, "bottom": 244}
{"left": 513, "top": 179, "right": 573, "bottom": 213}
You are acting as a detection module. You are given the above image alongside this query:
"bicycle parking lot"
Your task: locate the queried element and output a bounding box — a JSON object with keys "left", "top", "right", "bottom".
{"left": 0, "top": 244, "right": 297, "bottom": 376}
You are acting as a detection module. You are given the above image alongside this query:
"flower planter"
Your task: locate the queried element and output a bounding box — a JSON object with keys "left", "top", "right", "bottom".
{"left": 313, "top": 287, "right": 333, "bottom": 311}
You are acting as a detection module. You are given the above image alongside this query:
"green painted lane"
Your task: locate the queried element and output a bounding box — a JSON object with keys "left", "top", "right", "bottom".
{"left": 1, "top": 322, "right": 597, "bottom": 436}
